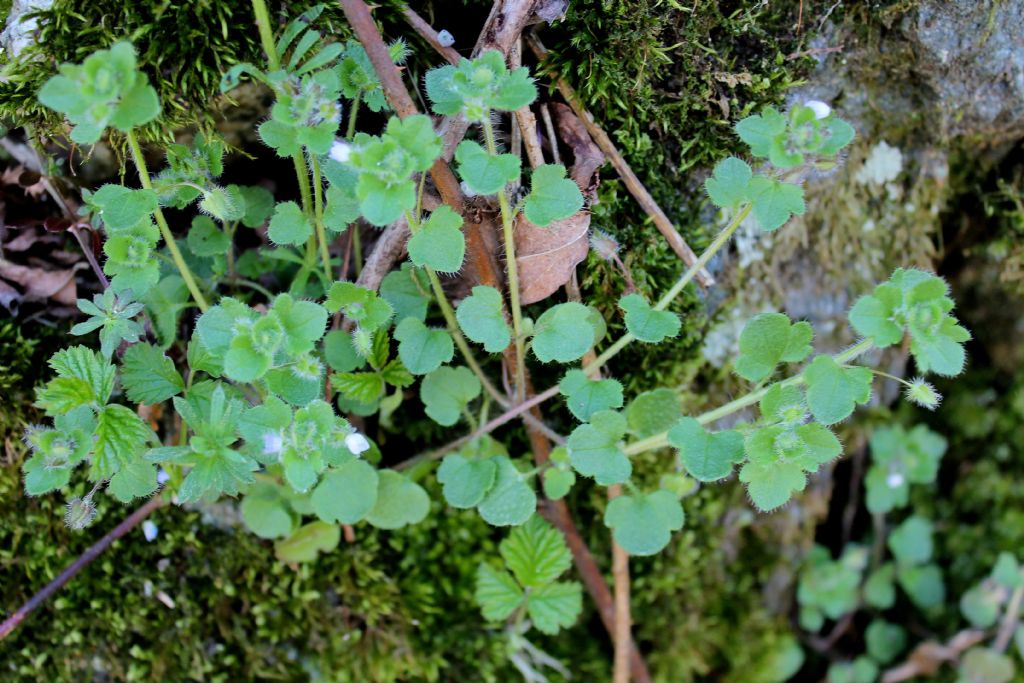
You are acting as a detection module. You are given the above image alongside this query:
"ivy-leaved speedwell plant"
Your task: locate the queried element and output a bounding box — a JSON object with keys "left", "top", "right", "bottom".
{"left": 25, "top": 1, "right": 969, "bottom": 673}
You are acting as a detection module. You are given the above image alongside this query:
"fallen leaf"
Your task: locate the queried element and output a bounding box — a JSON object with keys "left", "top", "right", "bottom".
{"left": 553, "top": 103, "right": 605, "bottom": 187}
{"left": 0, "top": 258, "right": 82, "bottom": 305}
{"left": 514, "top": 210, "right": 590, "bottom": 305}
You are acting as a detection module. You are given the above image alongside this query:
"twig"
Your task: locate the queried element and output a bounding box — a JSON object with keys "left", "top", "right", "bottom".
{"left": 994, "top": 584, "right": 1024, "bottom": 652}
{"left": 402, "top": 7, "right": 461, "bottom": 65}
{"left": 516, "top": 106, "right": 546, "bottom": 169}
{"left": 0, "top": 495, "right": 165, "bottom": 640}
{"left": 880, "top": 629, "right": 987, "bottom": 683}
{"left": 539, "top": 492, "right": 652, "bottom": 683}
{"left": 539, "top": 103, "right": 561, "bottom": 165}
{"left": 609, "top": 484, "right": 632, "bottom": 683}
{"left": 525, "top": 33, "right": 714, "bottom": 288}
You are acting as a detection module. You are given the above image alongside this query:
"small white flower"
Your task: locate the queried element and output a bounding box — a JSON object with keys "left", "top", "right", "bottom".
{"left": 437, "top": 30, "right": 455, "bottom": 48}
{"left": 887, "top": 472, "right": 906, "bottom": 489}
{"left": 345, "top": 431, "right": 371, "bottom": 455}
{"left": 142, "top": 520, "right": 159, "bottom": 542}
{"left": 329, "top": 140, "right": 352, "bottom": 163}
{"left": 263, "top": 431, "right": 284, "bottom": 455}
{"left": 156, "top": 468, "right": 171, "bottom": 485}
{"left": 804, "top": 99, "right": 832, "bottom": 120}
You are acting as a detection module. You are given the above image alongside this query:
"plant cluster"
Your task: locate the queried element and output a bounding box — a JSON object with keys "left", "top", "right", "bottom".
{"left": 21, "top": 2, "right": 973, "bottom": 676}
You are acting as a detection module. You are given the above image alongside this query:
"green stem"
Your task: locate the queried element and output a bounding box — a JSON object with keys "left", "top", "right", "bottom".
{"left": 250, "top": 0, "right": 280, "bottom": 70}
{"left": 310, "top": 155, "right": 332, "bottom": 280}
{"left": 623, "top": 338, "right": 875, "bottom": 455}
{"left": 250, "top": 0, "right": 314, "bottom": 255}
{"left": 351, "top": 227, "right": 363, "bottom": 276}
{"left": 482, "top": 115, "right": 526, "bottom": 399}
{"left": 346, "top": 92, "right": 361, "bottom": 140}
{"left": 406, "top": 211, "right": 508, "bottom": 406}
{"left": 125, "top": 130, "right": 209, "bottom": 312}
{"left": 587, "top": 203, "right": 753, "bottom": 376}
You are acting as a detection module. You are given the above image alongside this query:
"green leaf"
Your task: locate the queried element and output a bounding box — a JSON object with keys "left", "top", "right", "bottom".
{"left": 736, "top": 106, "right": 787, "bottom": 157}
{"left": 848, "top": 283, "right": 904, "bottom": 347}
{"left": 705, "top": 157, "right": 752, "bottom": 209}
{"left": 739, "top": 456, "right": 807, "bottom": 512}
{"left": 909, "top": 316, "right": 970, "bottom": 377}
{"left": 107, "top": 457, "right": 158, "bottom": 502}
{"left": 499, "top": 516, "right": 572, "bottom": 587}
{"left": 407, "top": 205, "right": 465, "bottom": 273}
{"left": 747, "top": 176, "right": 805, "bottom": 232}
{"left": 624, "top": 387, "right": 680, "bottom": 438}
{"left": 898, "top": 563, "right": 945, "bottom": 609}
{"left": 334, "top": 371, "right": 385, "bottom": 404}
{"left": 258, "top": 119, "right": 300, "bottom": 157}
{"left": 477, "top": 456, "right": 537, "bottom": 526}
{"left": 272, "top": 294, "right": 328, "bottom": 356}
{"left": 523, "top": 164, "right": 584, "bottom": 227}
{"left": 380, "top": 264, "right": 430, "bottom": 323}
{"left": 528, "top": 582, "right": 583, "bottom": 635}
{"left": 456, "top": 285, "right": 511, "bottom": 353}
{"left": 559, "top": 370, "right": 624, "bottom": 422}
{"left": 735, "top": 312, "right": 814, "bottom": 382}
{"left": 864, "top": 564, "right": 896, "bottom": 609}
{"left": 394, "top": 317, "right": 454, "bottom": 375}
{"left": 437, "top": 452, "right": 498, "bottom": 509}
{"left": 619, "top": 293, "right": 680, "bottom": 343}
{"left": 804, "top": 355, "right": 873, "bottom": 425}
{"left": 241, "top": 483, "right": 295, "bottom": 539}
{"left": 199, "top": 186, "right": 245, "bottom": 222}
{"left": 455, "top": 140, "right": 521, "bottom": 195}
{"left": 142, "top": 275, "right": 189, "bottom": 349}
{"left": 958, "top": 648, "right": 1015, "bottom": 683}
{"left": 187, "top": 215, "right": 230, "bottom": 257}
{"left": 274, "top": 521, "right": 340, "bottom": 562}
{"left": 475, "top": 563, "right": 524, "bottom": 621}
{"left": 120, "top": 343, "right": 184, "bottom": 404}
{"left": 92, "top": 404, "right": 156, "bottom": 481}
{"left": 323, "top": 330, "right": 364, "bottom": 373}
{"left": 311, "top": 459, "right": 379, "bottom": 524}
{"left": 992, "top": 552, "right": 1023, "bottom": 589}
{"left": 420, "top": 366, "right": 481, "bottom": 426}
{"left": 90, "top": 185, "right": 158, "bottom": 232}
{"left": 960, "top": 583, "right": 1003, "bottom": 629}
{"left": 39, "top": 346, "right": 115, "bottom": 413}
{"left": 668, "top": 417, "right": 744, "bottom": 482}
{"left": 325, "top": 281, "right": 394, "bottom": 332}
{"left": 233, "top": 184, "right": 275, "bottom": 228}
{"left": 542, "top": 468, "right": 575, "bottom": 500}
{"left": 604, "top": 490, "right": 684, "bottom": 556}
{"left": 424, "top": 50, "right": 536, "bottom": 121}
{"left": 566, "top": 410, "right": 631, "bottom": 485}
{"left": 888, "top": 515, "right": 933, "bottom": 565}
{"left": 268, "top": 201, "right": 313, "bottom": 246}
{"left": 366, "top": 470, "right": 430, "bottom": 529}
{"left": 865, "top": 620, "right": 906, "bottom": 665}
{"left": 531, "top": 302, "right": 596, "bottom": 363}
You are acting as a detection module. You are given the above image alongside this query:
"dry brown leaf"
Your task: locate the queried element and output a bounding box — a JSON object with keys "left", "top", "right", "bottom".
{"left": 514, "top": 210, "right": 590, "bottom": 305}
{"left": 553, "top": 103, "right": 605, "bottom": 187}
{"left": 0, "top": 258, "right": 82, "bottom": 305}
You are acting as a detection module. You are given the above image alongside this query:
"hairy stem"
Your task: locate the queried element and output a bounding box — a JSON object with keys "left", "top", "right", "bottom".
{"left": 310, "top": 155, "right": 332, "bottom": 279}
{"left": 250, "top": 0, "right": 280, "bottom": 70}
{"left": 588, "top": 203, "right": 752, "bottom": 375}
{"left": 405, "top": 212, "right": 507, "bottom": 405}
{"left": 623, "top": 338, "right": 876, "bottom": 455}
{"left": 346, "top": 92, "right": 361, "bottom": 140}
{"left": 483, "top": 115, "right": 526, "bottom": 399}
{"left": 125, "top": 130, "right": 209, "bottom": 312}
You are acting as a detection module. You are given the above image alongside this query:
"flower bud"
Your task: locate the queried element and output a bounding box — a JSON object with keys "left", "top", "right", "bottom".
{"left": 345, "top": 431, "right": 371, "bottom": 455}
{"left": 65, "top": 496, "right": 97, "bottom": 530}
{"left": 804, "top": 99, "right": 832, "bottom": 120}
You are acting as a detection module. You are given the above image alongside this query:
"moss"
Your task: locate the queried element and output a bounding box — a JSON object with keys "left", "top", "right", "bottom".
{"left": 0, "top": 0, "right": 352, "bottom": 140}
